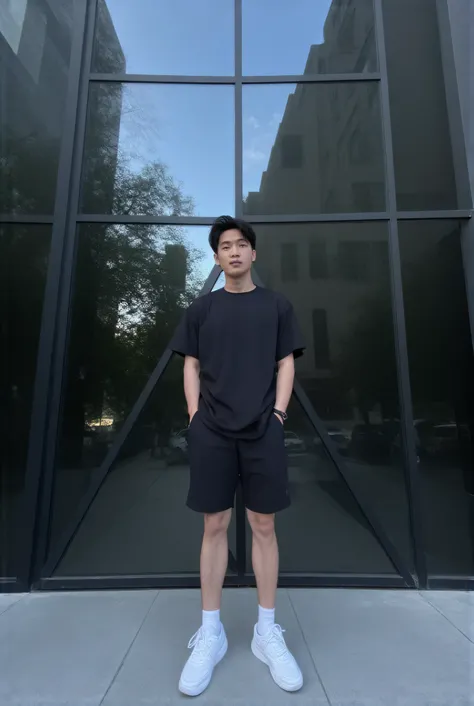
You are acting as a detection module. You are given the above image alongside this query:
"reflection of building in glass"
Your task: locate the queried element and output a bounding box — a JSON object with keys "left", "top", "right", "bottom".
{"left": 309, "top": 0, "right": 377, "bottom": 74}
{"left": 94, "top": 0, "right": 127, "bottom": 73}
{"left": 257, "top": 223, "right": 392, "bottom": 425}
{"left": 163, "top": 244, "right": 188, "bottom": 292}
{"left": 252, "top": 0, "right": 461, "bottom": 429}
{"left": 0, "top": 1, "right": 76, "bottom": 211}
{"left": 245, "top": 0, "right": 381, "bottom": 216}
{"left": 246, "top": 4, "right": 386, "bottom": 426}
{"left": 0, "top": 0, "right": 126, "bottom": 213}
{"left": 1, "top": 1, "right": 73, "bottom": 127}
{"left": 247, "top": 0, "right": 457, "bottom": 216}
{"left": 383, "top": 0, "right": 457, "bottom": 209}
{"left": 80, "top": 2, "right": 125, "bottom": 214}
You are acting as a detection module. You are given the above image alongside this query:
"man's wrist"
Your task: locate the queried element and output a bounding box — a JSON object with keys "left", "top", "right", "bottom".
{"left": 273, "top": 408, "right": 288, "bottom": 422}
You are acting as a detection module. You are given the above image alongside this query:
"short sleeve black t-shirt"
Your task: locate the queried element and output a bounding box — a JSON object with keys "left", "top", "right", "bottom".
{"left": 170, "top": 286, "right": 305, "bottom": 439}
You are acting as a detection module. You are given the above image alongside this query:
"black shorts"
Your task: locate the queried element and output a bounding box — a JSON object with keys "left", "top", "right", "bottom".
{"left": 187, "top": 413, "right": 290, "bottom": 515}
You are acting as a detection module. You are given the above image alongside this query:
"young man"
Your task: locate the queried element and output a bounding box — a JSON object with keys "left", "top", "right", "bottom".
{"left": 170, "top": 216, "right": 305, "bottom": 697}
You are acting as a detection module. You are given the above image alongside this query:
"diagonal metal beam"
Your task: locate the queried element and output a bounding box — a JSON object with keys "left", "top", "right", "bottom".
{"left": 42, "top": 265, "right": 222, "bottom": 577}
{"left": 18, "top": 0, "right": 92, "bottom": 588}
{"left": 251, "top": 269, "right": 415, "bottom": 587}
{"left": 373, "top": 0, "right": 426, "bottom": 589}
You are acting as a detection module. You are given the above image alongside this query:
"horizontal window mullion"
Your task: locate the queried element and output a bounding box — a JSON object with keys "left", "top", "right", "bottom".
{"left": 76, "top": 214, "right": 218, "bottom": 225}
{"left": 88, "top": 73, "right": 381, "bottom": 85}
{"left": 248, "top": 212, "right": 389, "bottom": 223}
{"left": 396, "top": 210, "right": 472, "bottom": 220}
{"left": 76, "top": 213, "right": 390, "bottom": 225}
{"left": 243, "top": 73, "right": 381, "bottom": 84}
{"left": 89, "top": 73, "right": 236, "bottom": 84}
{"left": 0, "top": 214, "right": 54, "bottom": 224}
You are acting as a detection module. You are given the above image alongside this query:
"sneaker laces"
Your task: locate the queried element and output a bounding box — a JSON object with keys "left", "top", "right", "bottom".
{"left": 187, "top": 627, "right": 218, "bottom": 665}
{"left": 262, "top": 624, "right": 290, "bottom": 661}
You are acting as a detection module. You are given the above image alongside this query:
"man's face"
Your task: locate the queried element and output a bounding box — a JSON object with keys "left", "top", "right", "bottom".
{"left": 215, "top": 228, "right": 256, "bottom": 277}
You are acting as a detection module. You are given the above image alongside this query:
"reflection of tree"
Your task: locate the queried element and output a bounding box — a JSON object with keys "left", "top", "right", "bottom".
{"left": 61, "top": 81, "right": 202, "bottom": 467}
{"left": 82, "top": 82, "right": 196, "bottom": 217}
{"left": 61, "top": 218, "right": 203, "bottom": 469}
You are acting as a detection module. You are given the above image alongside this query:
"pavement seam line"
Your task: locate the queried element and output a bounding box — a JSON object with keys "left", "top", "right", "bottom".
{"left": 98, "top": 589, "right": 161, "bottom": 706}
{"left": 0, "top": 595, "right": 26, "bottom": 619}
{"left": 287, "top": 589, "right": 333, "bottom": 706}
{"left": 418, "top": 591, "right": 473, "bottom": 645}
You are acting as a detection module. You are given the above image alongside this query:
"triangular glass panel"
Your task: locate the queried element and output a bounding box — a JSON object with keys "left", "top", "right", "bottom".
{"left": 49, "top": 223, "right": 217, "bottom": 551}
{"left": 247, "top": 393, "right": 396, "bottom": 574}
{"left": 55, "top": 354, "right": 237, "bottom": 577}
{"left": 250, "top": 222, "right": 413, "bottom": 574}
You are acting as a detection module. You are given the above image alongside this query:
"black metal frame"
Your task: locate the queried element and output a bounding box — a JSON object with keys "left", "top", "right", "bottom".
{"left": 4, "top": 0, "right": 473, "bottom": 592}
{"left": 14, "top": 0, "right": 90, "bottom": 592}
{"left": 39, "top": 573, "right": 408, "bottom": 592}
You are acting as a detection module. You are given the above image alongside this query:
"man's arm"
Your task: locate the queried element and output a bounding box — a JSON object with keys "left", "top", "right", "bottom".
{"left": 274, "top": 353, "right": 295, "bottom": 421}
{"left": 184, "top": 355, "right": 200, "bottom": 421}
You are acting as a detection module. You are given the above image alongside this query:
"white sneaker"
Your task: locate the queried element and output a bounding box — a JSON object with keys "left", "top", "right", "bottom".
{"left": 251, "top": 624, "right": 303, "bottom": 692}
{"left": 178, "top": 625, "right": 228, "bottom": 696}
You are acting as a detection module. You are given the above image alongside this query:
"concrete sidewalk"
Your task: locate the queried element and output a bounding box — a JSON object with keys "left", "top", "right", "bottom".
{"left": 0, "top": 588, "right": 472, "bottom": 706}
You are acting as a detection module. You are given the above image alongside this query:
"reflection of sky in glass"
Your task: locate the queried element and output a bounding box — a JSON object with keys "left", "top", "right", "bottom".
{"left": 242, "top": 0, "right": 333, "bottom": 75}
{"left": 95, "top": 0, "right": 234, "bottom": 75}
{"left": 93, "top": 0, "right": 376, "bottom": 216}
{"left": 116, "top": 84, "right": 234, "bottom": 216}
{"left": 212, "top": 270, "right": 225, "bottom": 291}
{"left": 242, "top": 84, "right": 295, "bottom": 198}
{"left": 180, "top": 226, "right": 216, "bottom": 286}
{"left": 98, "top": 0, "right": 338, "bottom": 77}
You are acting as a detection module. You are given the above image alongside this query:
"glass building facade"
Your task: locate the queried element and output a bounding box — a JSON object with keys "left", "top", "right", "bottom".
{"left": 1, "top": 0, "right": 473, "bottom": 592}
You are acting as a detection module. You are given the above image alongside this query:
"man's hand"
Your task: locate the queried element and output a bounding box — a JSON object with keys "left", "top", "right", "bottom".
{"left": 274, "top": 412, "right": 284, "bottom": 425}
{"left": 189, "top": 409, "right": 198, "bottom": 424}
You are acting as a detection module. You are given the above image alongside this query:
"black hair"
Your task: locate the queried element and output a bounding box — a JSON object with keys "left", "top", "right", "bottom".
{"left": 208, "top": 216, "right": 257, "bottom": 253}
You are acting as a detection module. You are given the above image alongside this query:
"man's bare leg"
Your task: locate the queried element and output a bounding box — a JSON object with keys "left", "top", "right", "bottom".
{"left": 201, "top": 509, "right": 232, "bottom": 611}
{"left": 248, "top": 508, "right": 303, "bottom": 691}
{"left": 179, "top": 509, "right": 231, "bottom": 696}
{"left": 247, "top": 510, "right": 278, "bottom": 616}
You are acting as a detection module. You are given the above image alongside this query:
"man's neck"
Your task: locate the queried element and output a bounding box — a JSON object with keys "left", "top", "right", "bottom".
{"left": 224, "top": 273, "right": 256, "bottom": 294}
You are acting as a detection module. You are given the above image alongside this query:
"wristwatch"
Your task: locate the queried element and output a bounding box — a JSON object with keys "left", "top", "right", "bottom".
{"left": 273, "top": 408, "right": 288, "bottom": 422}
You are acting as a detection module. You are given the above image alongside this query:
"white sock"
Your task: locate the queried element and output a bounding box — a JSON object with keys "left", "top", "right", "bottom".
{"left": 202, "top": 609, "right": 221, "bottom": 636}
{"left": 257, "top": 605, "right": 275, "bottom": 636}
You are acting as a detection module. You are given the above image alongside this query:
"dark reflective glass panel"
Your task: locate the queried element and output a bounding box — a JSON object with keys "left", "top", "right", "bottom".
{"left": 246, "top": 396, "right": 395, "bottom": 574}
{"left": 243, "top": 0, "right": 377, "bottom": 76}
{"left": 92, "top": 0, "right": 234, "bottom": 75}
{"left": 55, "top": 356, "right": 237, "bottom": 576}
{"left": 243, "top": 83, "right": 385, "bottom": 215}
{"left": 0, "top": 0, "right": 76, "bottom": 213}
{"left": 383, "top": 0, "right": 460, "bottom": 210}
{"left": 255, "top": 222, "right": 413, "bottom": 573}
{"left": 0, "top": 225, "right": 51, "bottom": 577}
{"left": 399, "top": 221, "right": 474, "bottom": 577}
{"left": 80, "top": 83, "right": 234, "bottom": 217}
{"left": 50, "top": 225, "right": 215, "bottom": 550}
